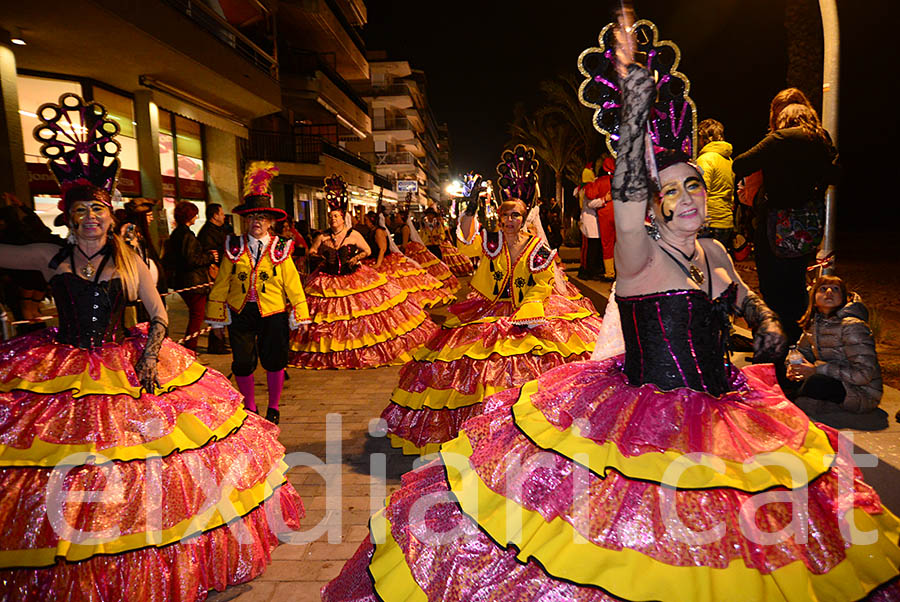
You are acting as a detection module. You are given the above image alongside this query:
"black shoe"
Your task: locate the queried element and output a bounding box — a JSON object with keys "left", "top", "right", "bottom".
{"left": 599, "top": 274, "right": 616, "bottom": 282}
{"left": 207, "top": 337, "right": 228, "bottom": 354}
{"left": 266, "top": 408, "right": 280, "bottom": 425}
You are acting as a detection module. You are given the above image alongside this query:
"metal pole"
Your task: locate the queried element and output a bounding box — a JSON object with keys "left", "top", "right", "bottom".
{"left": 818, "top": 0, "right": 839, "bottom": 274}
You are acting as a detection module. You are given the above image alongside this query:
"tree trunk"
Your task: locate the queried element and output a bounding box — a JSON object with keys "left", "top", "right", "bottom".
{"left": 785, "top": 0, "right": 824, "bottom": 111}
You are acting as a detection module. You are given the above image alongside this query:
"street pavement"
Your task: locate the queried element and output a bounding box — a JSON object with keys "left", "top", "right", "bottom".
{"left": 154, "top": 251, "right": 900, "bottom": 602}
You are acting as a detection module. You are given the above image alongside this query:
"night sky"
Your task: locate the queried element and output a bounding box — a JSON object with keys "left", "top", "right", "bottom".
{"left": 365, "top": 0, "right": 898, "bottom": 232}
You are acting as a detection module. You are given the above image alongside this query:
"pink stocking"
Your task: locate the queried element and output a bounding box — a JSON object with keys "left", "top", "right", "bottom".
{"left": 266, "top": 370, "right": 284, "bottom": 411}
{"left": 235, "top": 374, "right": 256, "bottom": 413}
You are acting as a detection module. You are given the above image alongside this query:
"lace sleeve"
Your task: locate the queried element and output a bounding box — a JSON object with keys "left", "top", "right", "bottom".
{"left": 611, "top": 65, "right": 657, "bottom": 205}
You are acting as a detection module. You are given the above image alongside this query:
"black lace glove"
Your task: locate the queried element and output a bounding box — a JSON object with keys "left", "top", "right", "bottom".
{"left": 738, "top": 292, "right": 787, "bottom": 363}
{"left": 135, "top": 318, "right": 167, "bottom": 393}
{"left": 463, "top": 175, "right": 483, "bottom": 216}
{"left": 611, "top": 64, "right": 657, "bottom": 204}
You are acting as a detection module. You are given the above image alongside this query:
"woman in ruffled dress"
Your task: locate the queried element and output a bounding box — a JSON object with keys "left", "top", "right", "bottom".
{"left": 289, "top": 175, "right": 438, "bottom": 369}
{"left": 323, "top": 16, "right": 900, "bottom": 601}
{"left": 381, "top": 154, "right": 603, "bottom": 456}
{"left": 422, "top": 207, "right": 474, "bottom": 278}
{"left": 362, "top": 210, "right": 448, "bottom": 309}
{"left": 0, "top": 94, "right": 303, "bottom": 601}
{"left": 395, "top": 202, "right": 460, "bottom": 301}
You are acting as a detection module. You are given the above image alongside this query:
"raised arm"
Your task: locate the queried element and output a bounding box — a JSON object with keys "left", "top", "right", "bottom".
{"left": 0, "top": 243, "right": 62, "bottom": 279}
{"left": 308, "top": 233, "right": 325, "bottom": 256}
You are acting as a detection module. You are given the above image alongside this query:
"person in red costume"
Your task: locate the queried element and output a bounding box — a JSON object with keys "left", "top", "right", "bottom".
{"left": 584, "top": 155, "right": 617, "bottom": 281}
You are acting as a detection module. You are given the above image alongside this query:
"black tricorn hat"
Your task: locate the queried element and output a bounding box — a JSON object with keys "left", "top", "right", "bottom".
{"left": 232, "top": 194, "right": 288, "bottom": 220}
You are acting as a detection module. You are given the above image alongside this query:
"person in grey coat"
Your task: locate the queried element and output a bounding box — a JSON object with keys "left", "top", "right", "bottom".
{"left": 787, "top": 275, "right": 885, "bottom": 429}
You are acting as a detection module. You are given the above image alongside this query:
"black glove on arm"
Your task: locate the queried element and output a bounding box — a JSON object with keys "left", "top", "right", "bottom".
{"left": 611, "top": 64, "right": 657, "bottom": 205}
{"left": 135, "top": 317, "right": 167, "bottom": 393}
{"left": 737, "top": 292, "right": 787, "bottom": 363}
{"left": 463, "top": 175, "right": 483, "bottom": 216}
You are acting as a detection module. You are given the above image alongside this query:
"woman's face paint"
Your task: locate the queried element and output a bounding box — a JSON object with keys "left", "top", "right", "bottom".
{"left": 654, "top": 163, "right": 707, "bottom": 231}
{"left": 70, "top": 201, "right": 112, "bottom": 238}
{"left": 500, "top": 206, "right": 525, "bottom": 238}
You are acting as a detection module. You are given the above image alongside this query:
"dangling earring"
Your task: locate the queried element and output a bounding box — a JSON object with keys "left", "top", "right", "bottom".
{"left": 66, "top": 228, "right": 76, "bottom": 245}
{"left": 646, "top": 212, "right": 661, "bottom": 241}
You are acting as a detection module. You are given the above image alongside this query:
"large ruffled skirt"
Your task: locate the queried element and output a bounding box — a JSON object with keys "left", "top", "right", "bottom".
{"left": 289, "top": 265, "right": 439, "bottom": 369}
{"left": 381, "top": 292, "right": 602, "bottom": 455}
{"left": 363, "top": 253, "right": 452, "bottom": 309}
{"left": 402, "top": 242, "right": 459, "bottom": 300}
{"left": 325, "top": 359, "right": 900, "bottom": 602}
{"left": 439, "top": 241, "right": 474, "bottom": 277}
{"left": 0, "top": 325, "right": 304, "bottom": 602}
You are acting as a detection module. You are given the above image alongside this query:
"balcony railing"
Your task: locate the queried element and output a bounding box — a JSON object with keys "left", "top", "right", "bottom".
{"left": 280, "top": 49, "right": 368, "bottom": 112}
{"left": 247, "top": 130, "right": 373, "bottom": 174}
{"left": 161, "top": 0, "right": 277, "bottom": 78}
{"left": 376, "top": 117, "right": 416, "bottom": 131}
{"left": 374, "top": 151, "right": 422, "bottom": 168}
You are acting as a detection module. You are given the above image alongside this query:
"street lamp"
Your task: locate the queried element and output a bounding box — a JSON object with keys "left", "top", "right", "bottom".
{"left": 819, "top": 0, "right": 839, "bottom": 274}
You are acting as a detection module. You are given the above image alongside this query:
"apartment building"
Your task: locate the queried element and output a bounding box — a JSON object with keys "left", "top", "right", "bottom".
{"left": 357, "top": 54, "right": 446, "bottom": 209}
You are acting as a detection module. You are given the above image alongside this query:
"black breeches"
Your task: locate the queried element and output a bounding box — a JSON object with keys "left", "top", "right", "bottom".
{"left": 228, "top": 303, "right": 289, "bottom": 376}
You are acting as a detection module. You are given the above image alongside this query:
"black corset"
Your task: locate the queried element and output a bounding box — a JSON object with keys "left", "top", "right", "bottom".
{"left": 616, "top": 286, "right": 736, "bottom": 396}
{"left": 364, "top": 227, "right": 392, "bottom": 259}
{"left": 50, "top": 273, "right": 127, "bottom": 349}
{"left": 320, "top": 245, "right": 360, "bottom": 275}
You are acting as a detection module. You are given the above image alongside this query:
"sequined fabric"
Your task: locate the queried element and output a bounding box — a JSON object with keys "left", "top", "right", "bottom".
{"left": 384, "top": 291, "right": 602, "bottom": 453}
{"left": 0, "top": 328, "right": 305, "bottom": 601}
{"left": 362, "top": 254, "right": 451, "bottom": 308}
{"left": 402, "top": 241, "right": 459, "bottom": 298}
{"left": 439, "top": 241, "right": 474, "bottom": 277}
{"left": 289, "top": 264, "right": 438, "bottom": 369}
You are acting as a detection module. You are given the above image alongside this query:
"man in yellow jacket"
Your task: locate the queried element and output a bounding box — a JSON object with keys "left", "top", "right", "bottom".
{"left": 206, "top": 162, "right": 309, "bottom": 424}
{"left": 696, "top": 118, "right": 736, "bottom": 249}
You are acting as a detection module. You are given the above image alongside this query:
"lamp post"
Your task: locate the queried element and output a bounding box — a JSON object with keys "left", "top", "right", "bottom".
{"left": 819, "top": 0, "right": 839, "bottom": 274}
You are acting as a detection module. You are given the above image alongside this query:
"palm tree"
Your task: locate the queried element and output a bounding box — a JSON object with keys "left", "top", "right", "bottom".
{"left": 508, "top": 104, "right": 581, "bottom": 225}
{"left": 537, "top": 74, "right": 606, "bottom": 184}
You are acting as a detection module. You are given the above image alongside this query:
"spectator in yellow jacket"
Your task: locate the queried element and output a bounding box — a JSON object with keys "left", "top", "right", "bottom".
{"left": 696, "top": 118, "right": 735, "bottom": 249}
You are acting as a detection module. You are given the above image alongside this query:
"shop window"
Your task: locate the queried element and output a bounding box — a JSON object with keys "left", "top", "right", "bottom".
{"left": 175, "top": 116, "right": 204, "bottom": 182}
{"left": 17, "top": 75, "right": 82, "bottom": 164}
{"left": 93, "top": 87, "right": 139, "bottom": 172}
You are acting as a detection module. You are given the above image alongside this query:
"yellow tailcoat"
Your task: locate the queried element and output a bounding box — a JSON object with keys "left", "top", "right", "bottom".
{"left": 206, "top": 234, "right": 309, "bottom": 324}
{"left": 469, "top": 231, "right": 556, "bottom": 325}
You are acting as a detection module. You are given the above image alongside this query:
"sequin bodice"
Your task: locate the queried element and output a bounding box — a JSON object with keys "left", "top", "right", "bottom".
{"left": 616, "top": 286, "right": 736, "bottom": 395}
{"left": 50, "top": 273, "right": 127, "bottom": 349}
{"left": 320, "top": 245, "right": 360, "bottom": 275}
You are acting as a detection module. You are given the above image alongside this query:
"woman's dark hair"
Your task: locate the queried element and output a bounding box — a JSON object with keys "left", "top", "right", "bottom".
{"left": 799, "top": 274, "right": 848, "bottom": 328}
{"left": 654, "top": 149, "right": 693, "bottom": 172}
{"left": 775, "top": 103, "right": 828, "bottom": 144}
{"left": 173, "top": 201, "right": 199, "bottom": 226}
{"left": 366, "top": 211, "right": 378, "bottom": 224}
{"left": 769, "top": 87, "right": 815, "bottom": 132}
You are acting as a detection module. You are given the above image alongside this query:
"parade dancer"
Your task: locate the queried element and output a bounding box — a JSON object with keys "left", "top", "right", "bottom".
{"left": 381, "top": 147, "right": 603, "bottom": 456}
{"left": 323, "top": 16, "right": 900, "bottom": 601}
{"left": 0, "top": 95, "right": 303, "bottom": 601}
{"left": 289, "top": 175, "right": 438, "bottom": 369}
{"left": 363, "top": 210, "right": 448, "bottom": 309}
{"left": 396, "top": 195, "right": 460, "bottom": 301}
{"left": 205, "top": 161, "right": 310, "bottom": 425}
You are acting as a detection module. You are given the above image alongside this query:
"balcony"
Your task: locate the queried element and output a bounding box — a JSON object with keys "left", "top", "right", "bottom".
{"left": 280, "top": 50, "right": 371, "bottom": 136}
{"left": 248, "top": 130, "right": 373, "bottom": 174}
{"left": 279, "top": 0, "right": 369, "bottom": 81}
{"left": 160, "top": 0, "right": 277, "bottom": 77}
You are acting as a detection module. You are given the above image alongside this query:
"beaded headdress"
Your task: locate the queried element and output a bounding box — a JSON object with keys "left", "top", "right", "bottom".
{"left": 33, "top": 93, "right": 121, "bottom": 222}
{"left": 323, "top": 174, "right": 349, "bottom": 213}
{"left": 496, "top": 144, "right": 539, "bottom": 207}
{"left": 577, "top": 19, "right": 697, "bottom": 158}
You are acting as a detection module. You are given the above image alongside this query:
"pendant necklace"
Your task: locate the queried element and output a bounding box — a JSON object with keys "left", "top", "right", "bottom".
{"left": 662, "top": 241, "right": 705, "bottom": 286}
{"left": 76, "top": 245, "right": 106, "bottom": 279}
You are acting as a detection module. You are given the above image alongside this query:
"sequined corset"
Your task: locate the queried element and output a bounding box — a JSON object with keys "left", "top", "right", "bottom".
{"left": 616, "top": 286, "right": 736, "bottom": 396}
{"left": 320, "top": 245, "right": 360, "bottom": 275}
{"left": 50, "top": 273, "right": 127, "bottom": 349}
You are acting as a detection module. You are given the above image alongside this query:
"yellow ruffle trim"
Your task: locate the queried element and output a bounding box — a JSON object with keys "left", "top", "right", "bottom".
{"left": 512, "top": 380, "right": 837, "bottom": 491}
{"left": 441, "top": 433, "right": 900, "bottom": 602}
{"left": 292, "top": 311, "right": 428, "bottom": 353}
{"left": 442, "top": 307, "right": 594, "bottom": 329}
{"left": 390, "top": 381, "right": 506, "bottom": 411}
{"left": 387, "top": 433, "right": 442, "bottom": 457}
{"left": 368, "top": 510, "right": 429, "bottom": 602}
{"left": 0, "top": 362, "right": 207, "bottom": 400}
{"left": 409, "top": 331, "right": 595, "bottom": 365}
{"left": 311, "top": 289, "right": 410, "bottom": 323}
{"left": 0, "top": 462, "right": 290, "bottom": 567}
{"left": 307, "top": 271, "right": 389, "bottom": 298}
{"left": 0, "top": 406, "right": 248, "bottom": 467}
